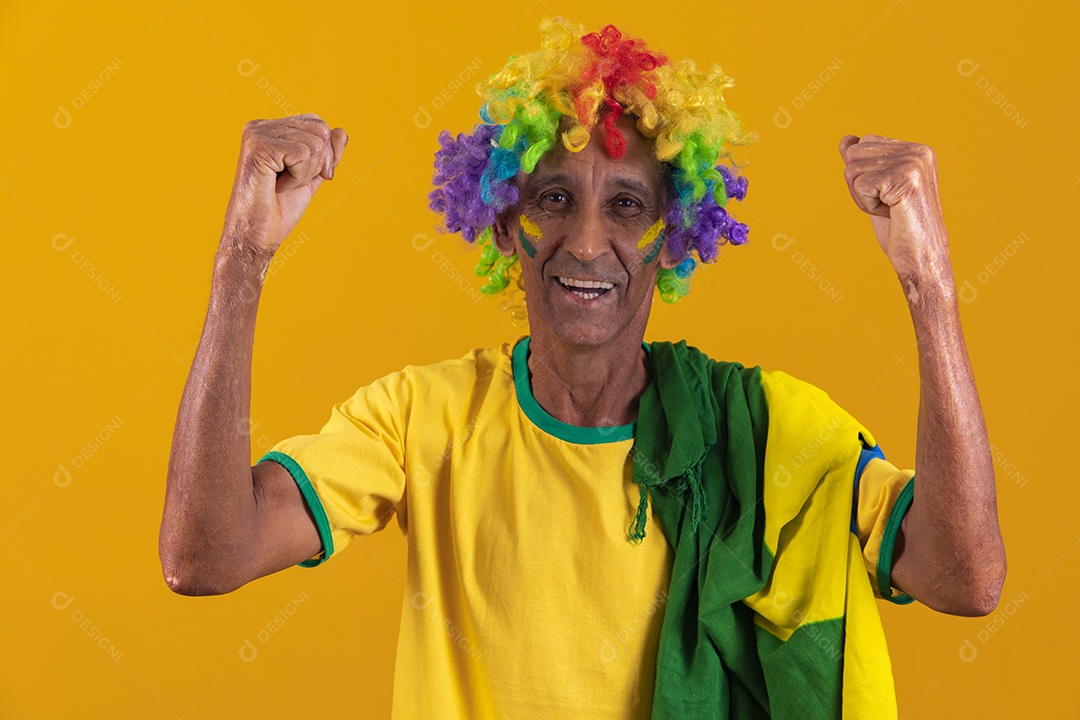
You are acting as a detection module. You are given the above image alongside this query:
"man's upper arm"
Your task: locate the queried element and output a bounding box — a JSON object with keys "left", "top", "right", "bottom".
{"left": 242, "top": 459, "right": 323, "bottom": 583}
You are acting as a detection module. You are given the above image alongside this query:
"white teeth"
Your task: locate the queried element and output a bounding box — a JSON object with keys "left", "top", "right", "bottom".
{"left": 558, "top": 276, "right": 614, "bottom": 290}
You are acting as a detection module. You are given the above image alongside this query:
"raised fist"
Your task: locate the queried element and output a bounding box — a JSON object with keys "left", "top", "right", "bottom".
{"left": 838, "top": 134, "right": 950, "bottom": 282}
{"left": 220, "top": 114, "right": 347, "bottom": 257}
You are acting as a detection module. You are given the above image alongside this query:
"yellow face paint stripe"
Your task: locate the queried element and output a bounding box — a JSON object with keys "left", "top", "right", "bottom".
{"left": 636, "top": 218, "right": 665, "bottom": 250}
{"left": 519, "top": 215, "right": 543, "bottom": 240}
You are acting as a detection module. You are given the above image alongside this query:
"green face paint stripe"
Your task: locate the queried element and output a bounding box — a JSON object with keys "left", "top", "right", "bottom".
{"left": 518, "top": 227, "right": 538, "bottom": 258}
{"left": 642, "top": 231, "right": 665, "bottom": 264}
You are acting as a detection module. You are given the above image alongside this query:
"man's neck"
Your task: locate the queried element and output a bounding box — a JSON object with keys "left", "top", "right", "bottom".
{"left": 526, "top": 330, "right": 650, "bottom": 428}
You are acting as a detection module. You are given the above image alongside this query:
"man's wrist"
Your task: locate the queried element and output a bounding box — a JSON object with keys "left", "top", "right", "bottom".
{"left": 902, "top": 268, "right": 965, "bottom": 349}
{"left": 212, "top": 239, "right": 273, "bottom": 308}
{"left": 899, "top": 253, "right": 958, "bottom": 311}
{"left": 217, "top": 231, "right": 275, "bottom": 270}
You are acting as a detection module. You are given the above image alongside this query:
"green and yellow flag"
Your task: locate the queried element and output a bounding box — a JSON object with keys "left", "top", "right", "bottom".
{"left": 633, "top": 341, "right": 913, "bottom": 719}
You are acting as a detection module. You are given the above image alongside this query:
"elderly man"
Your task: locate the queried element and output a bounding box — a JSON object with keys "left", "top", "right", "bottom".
{"left": 160, "top": 18, "right": 1005, "bottom": 720}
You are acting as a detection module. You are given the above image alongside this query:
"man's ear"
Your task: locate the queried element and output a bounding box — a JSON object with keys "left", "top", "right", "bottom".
{"left": 491, "top": 205, "right": 519, "bottom": 258}
{"left": 658, "top": 239, "right": 681, "bottom": 270}
{"left": 655, "top": 195, "right": 679, "bottom": 270}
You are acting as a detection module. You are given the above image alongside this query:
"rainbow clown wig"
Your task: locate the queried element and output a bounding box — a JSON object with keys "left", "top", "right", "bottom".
{"left": 429, "top": 17, "right": 753, "bottom": 304}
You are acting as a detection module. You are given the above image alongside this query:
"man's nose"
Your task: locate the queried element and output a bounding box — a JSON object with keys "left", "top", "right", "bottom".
{"left": 562, "top": 206, "right": 610, "bottom": 263}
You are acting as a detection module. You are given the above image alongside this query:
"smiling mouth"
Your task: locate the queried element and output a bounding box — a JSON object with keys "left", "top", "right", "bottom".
{"left": 556, "top": 276, "right": 615, "bottom": 301}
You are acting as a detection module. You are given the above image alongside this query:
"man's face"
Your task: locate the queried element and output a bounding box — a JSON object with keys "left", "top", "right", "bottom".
{"left": 493, "top": 115, "right": 677, "bottom": 348}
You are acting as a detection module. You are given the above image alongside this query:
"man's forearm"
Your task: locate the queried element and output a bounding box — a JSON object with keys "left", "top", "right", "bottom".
{"left": 892, "top": 267, "right": 1006, "bottom": 615}
{"left": 159, "top": 242, "right": 271, "bottom": 594}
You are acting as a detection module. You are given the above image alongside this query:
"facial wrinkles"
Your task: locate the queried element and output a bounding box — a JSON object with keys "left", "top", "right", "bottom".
{"left": 518, "top": 116, "right": 664, "bottom": 295}
{"left": 528, "top": 182, "right": 658, "bottom": 283}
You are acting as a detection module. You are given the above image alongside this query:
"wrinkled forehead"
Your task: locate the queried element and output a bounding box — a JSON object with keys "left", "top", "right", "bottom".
{"left": 522, "top": 114, "right": 668, "bottom": 193}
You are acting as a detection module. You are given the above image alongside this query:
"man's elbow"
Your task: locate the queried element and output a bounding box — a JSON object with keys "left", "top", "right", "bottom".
{"left": 162, "top": 568, "right": 236, "bottom": 597}
{"left": 942, "top": 556, "right": 1008, "bottom": 617}
{"left": 964, "top": 562, "right": 1008, "bottom": 617}
{"left": 159, "top": 542, "right": 243, "bottom": 597}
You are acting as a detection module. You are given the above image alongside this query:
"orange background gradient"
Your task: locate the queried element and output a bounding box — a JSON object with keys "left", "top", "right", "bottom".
{"left": 3, "top": 1, "right": 1077, "bottom": 717}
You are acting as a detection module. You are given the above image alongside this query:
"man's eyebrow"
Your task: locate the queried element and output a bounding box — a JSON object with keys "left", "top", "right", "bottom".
{"left": 526, "top": 171, "right": 572, "bottom": 190}
{"left": 526, "top": 172, "right": 658, "bottom": 198}
{"left": 610, "top": 177, "right": 656, "bottom": 197}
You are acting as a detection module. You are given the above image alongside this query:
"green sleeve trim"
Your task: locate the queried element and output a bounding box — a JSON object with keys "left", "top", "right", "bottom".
{"left": 257, "top": 450, "right": 334, "bottom": 568}
{"left": 877, "top": 475, "right": 915, "bottom": 605}
{"left": 511, "top": 336, "right": 636, "bottom": 444}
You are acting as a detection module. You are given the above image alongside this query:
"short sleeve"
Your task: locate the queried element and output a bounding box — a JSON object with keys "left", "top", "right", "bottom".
{"left": 851, "top": 439, "right": 915, "bottom": 605}
{"left": 256, "top": 370, "right": 410, "bottom": 567}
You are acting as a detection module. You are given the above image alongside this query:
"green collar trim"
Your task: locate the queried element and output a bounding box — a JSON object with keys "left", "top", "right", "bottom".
{"left": 511, "top": 336, "right": 642, "bottom": 445}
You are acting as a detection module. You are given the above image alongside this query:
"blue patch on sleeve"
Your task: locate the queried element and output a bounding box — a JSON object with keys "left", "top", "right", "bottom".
{"left": 851, "top": 435, "right": 886, "bottom": 535}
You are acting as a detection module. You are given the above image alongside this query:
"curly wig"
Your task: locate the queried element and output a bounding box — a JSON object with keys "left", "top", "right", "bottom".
{"left": 429, "top": 17, "right": 753, "bottom": 303}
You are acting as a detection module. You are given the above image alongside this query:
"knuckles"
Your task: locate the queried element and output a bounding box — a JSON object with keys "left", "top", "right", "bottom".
{"left": 845, "top": 139, "right": 938, "bottom": 184}
{"left": 911, "top": 142, "right": 935, "bottom": 162}
{"left": 240, "top": 114, "right": 331, "bottom": 143}
{"left": 894, "top": 153, "right": 933, "bottom": 189}
{"left": 901, "top": 164, "right": 924, "bottom": 190}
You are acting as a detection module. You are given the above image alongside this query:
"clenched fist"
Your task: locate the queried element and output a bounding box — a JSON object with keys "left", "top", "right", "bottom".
{"left": 838, "top": 134, "right": 952, "bottom": 285}
{"left": 220, "top": 114, "right": 347, "bottom": 258}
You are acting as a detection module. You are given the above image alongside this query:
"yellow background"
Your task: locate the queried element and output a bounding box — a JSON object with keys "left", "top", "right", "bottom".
{"left": 3, "top": 0, "right": 1076, "bottom": 717}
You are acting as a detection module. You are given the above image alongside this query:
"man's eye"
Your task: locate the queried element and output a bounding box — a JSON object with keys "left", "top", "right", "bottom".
{"left": 544, "top": 192, "right": 567, "bottom": 204}
{"left": 615, "top": 197, "right": 641, "bottom": 210}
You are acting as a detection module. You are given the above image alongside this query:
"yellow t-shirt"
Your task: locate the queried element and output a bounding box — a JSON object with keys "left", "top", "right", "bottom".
{"left": 259, "top": 337, "right": 914, "bottom": 719}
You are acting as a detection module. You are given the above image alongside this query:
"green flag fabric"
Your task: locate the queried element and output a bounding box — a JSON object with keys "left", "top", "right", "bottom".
{"left": 633, "top": 341, "right": 903, "bottom": 719}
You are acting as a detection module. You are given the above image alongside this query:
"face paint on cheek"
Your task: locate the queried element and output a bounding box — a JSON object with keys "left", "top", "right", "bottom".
{"left": 519, "top": 215, "right": 544, "bottom": 240}
{"left": 518, "top": 228, "right": 538, "bottom": 258}
{"left": 636, "top": 218, "right": 666, "bottom": 266}
{"left": 636, "top": 218, "right": 665, "bottom": 250}
{"left": 518, "top": 214, "right": 542, "bottom": 259}
{"left": 641, "top": 231, "right": 665, "bottom": 264}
